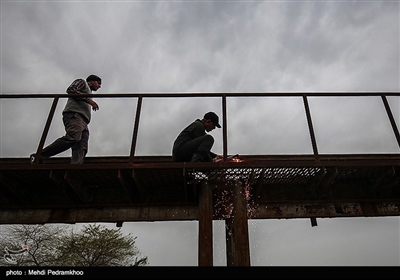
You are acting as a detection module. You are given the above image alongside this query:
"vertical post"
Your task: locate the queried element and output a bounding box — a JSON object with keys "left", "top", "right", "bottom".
{"left": 230, "top": 180, "right": 250, "bottom": 266}
{"left": 129, "top": 96, "right": 142, "bottom": 163}
{"left": 198, "top": 181, "right": 213, "bottom": 266}
{"left": 381, "top": 94, "right": 400, "bottom": 150}
{"left": 303, "top": 95, "right": 319, "bottom": 161}
{"left": 33, "top": 97, "right": 59, "bottom": 164}
{"left": 222, "top": 94, "right": 228, "bottom": 161}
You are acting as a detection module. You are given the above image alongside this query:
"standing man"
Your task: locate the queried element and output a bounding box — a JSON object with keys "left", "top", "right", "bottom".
{"left": 172, "top": 112, "right": 221, "bottom": 162}
{"left": 30, "top": 74, "right": 102, "bottom": 164}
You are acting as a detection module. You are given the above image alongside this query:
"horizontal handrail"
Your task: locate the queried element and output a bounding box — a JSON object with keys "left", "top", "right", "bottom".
{"left": 1, "top": 92, "right": 400, "bottom": 98}
{"left": 1, "top": 92, "right": 400, "bottom": 163}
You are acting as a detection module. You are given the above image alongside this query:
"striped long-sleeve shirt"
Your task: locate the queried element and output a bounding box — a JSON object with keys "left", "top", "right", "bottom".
{"left": 63, "top": 79, "right": 93, "bottom": 123}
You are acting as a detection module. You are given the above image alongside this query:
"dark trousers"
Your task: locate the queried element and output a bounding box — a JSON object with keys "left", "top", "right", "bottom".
{"left": 41, "top": 113, "right": 89, "bottom": 164}
{"left": 173, "top": 134, "right": 214, "bottom": 162}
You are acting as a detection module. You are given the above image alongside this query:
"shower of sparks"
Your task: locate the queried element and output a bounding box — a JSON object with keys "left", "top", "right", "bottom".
{"left": 214, "top": 182, "right": 259, "bottom": 220}
{"left": 212, "top": 181, "right": 260, "bottom": 237}
{"left": 189, "top": 154, "right": 261, "bottom": 236}
{"left": 214, "top": 189, "right": 234, "bottom": 219}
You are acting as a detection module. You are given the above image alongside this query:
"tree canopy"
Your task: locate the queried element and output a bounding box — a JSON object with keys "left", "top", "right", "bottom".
{"left": 0, "top": 224, "right": 148, "bottom": 267}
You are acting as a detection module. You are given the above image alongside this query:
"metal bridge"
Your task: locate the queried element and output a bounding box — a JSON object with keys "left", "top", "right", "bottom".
{"left": 1, "top": 92, "right": 400, "bottom": 266}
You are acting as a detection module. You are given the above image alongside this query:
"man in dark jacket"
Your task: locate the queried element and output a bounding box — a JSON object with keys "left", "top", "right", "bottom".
{"left": 172, "top": 112, "right": 221, "bottom": 162}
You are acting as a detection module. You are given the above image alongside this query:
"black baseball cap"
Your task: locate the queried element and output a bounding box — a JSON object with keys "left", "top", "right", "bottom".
{"left": 204, "top": 112, "right": 221, "bottom": 128}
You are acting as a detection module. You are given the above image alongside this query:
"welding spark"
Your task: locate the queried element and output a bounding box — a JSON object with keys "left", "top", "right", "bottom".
{"left": 214, "top": 182, "right": 258, "bottom": 227}
{"left": 213, "top": 154, "right": 243, "bottom": 163}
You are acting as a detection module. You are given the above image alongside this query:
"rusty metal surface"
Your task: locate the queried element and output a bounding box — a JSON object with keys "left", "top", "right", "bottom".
{"left": 1, "top": 154, "right": 400, "bottom": 224}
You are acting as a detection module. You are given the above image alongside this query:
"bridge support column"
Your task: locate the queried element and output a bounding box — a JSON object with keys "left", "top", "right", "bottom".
{"left": 226, "top": 180, "right": 250, "bottom": 266}
{"left": 198, "top": 180, "right": 213, "bottom": 266}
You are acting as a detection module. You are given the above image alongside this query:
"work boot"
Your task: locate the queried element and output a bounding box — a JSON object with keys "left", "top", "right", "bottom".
{"left": 191, "top": 153, "right": 204, "bottom": 162}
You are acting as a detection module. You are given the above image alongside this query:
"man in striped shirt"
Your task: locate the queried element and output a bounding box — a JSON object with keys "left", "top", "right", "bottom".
{"left": 30, "top": 75, "right": 102, "bottom": 164}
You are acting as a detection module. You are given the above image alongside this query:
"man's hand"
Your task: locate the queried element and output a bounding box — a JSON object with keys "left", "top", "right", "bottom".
{"left": 88, "top": 99, "right": 99, "bottom": 111}
{"left": 213, "top": 154, "right": 241, "bottom": 162}
{"left": 213, "top": 155, "right": 224, "bottom": 162}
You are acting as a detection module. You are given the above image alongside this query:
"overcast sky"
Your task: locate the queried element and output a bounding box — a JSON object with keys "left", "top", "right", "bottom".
{"left": 1, "top": 0, "right": 400, "bottom": 266}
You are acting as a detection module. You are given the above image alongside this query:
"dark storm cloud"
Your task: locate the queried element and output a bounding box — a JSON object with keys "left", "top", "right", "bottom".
{"left": 1, "top": 0, "right": 399, "bottom": 266}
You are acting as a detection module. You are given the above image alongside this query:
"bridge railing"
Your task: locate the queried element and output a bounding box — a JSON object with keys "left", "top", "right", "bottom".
{"left": 1, "top": 92, "right": 400, "bottom": 163}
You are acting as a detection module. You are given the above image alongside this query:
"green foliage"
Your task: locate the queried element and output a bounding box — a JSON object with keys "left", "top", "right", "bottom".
{"left": 0, "top": 224, "right": 148, "bottom": 267}
{"left": 58, "top": 224, "right": 147, "bottom": 266}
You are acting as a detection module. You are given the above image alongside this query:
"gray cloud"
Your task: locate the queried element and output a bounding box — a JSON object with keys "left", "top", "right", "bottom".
{"left": 1, "top": 0, "right": 399, "bottom": 266}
